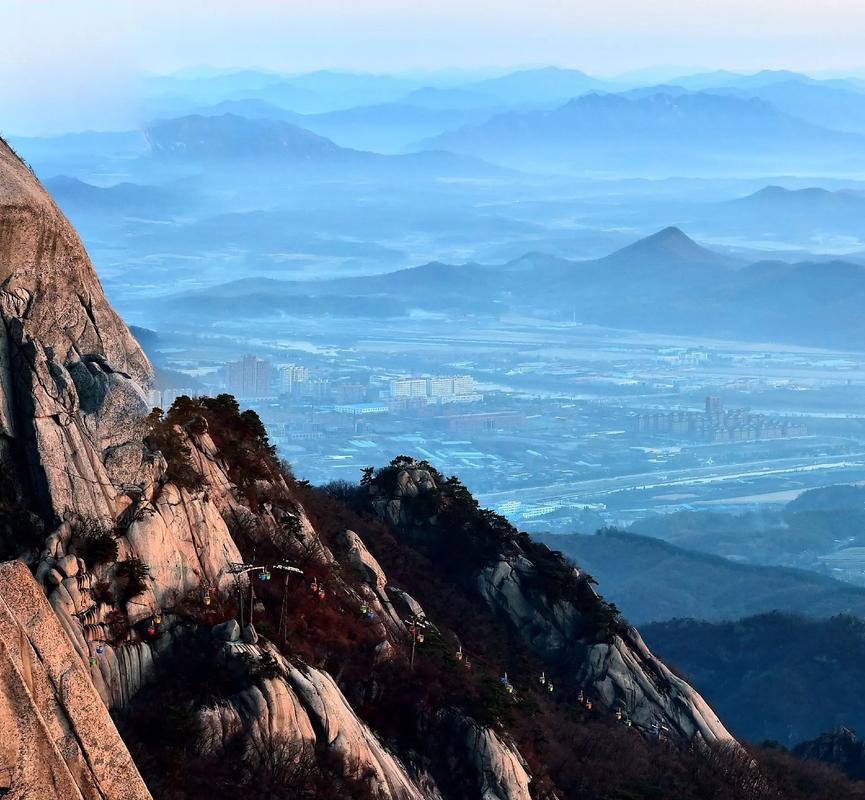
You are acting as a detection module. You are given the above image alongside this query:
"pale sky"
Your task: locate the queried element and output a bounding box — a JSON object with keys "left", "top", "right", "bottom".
{"left": 4, "top": 0, "right": 865, "bottom": 134}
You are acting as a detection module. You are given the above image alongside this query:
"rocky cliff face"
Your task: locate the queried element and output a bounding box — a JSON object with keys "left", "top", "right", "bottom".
{"left": 0, "top": 135, "right": 742, "bottom": 800}
{"left": 0, "top": 138, "right": 151, "bottom": 529}
{"left": 476, "top": 553, "right": 729, "bottom": 742}
{"left": 0, "top": 137, "right": 537, "bottom": 799}
{"left": 0, "top": 560, "right": 150, "bottom": 799}
{"left": 365, "top": 460, "right": 732, "bottom": 745}
{"left": 793, "top": 728, "right": 865, "bottom": 779}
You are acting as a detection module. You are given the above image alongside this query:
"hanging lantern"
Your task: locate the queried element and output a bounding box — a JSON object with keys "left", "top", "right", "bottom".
{"left": 615, "top": 709, "right": 622, "bottom": 721}
{"left": 96, "top": 644, "right": 105, "bottom": 654}
{"left": 416, "top": 632, "right": 424, "bottom": 643}
{"left": 258, "top": 571, "right": 267, "bottom": 582}
{"left": 409, "top": 626, "right": 417, "bottom": 637}
{"left": 366, "top": 611, "right": 376, "bottom": 621}
{"left": 147, "top": 625, "right": 156, "bottom": 636}
{"left": 465, "top": 659, "right": 472, "bottom": 670}
{"left": 310, "top": 579, "right": 318, "bottom": 593}
{"left": 209, "top": 585, "right": 218, "bottom": 596}
{"left": 203, "top": 594, "right": 212, "bottom": 607}
{"left": 586, "top": 700, "right": 593, "bottom": 711}
{"left": 548, "top": 683, "right": 554, "bottom": 693}
{"left": 318, "top": 589, "right": 326, "bottom": 600}
{"left": 89, "top": 656, "right": 97, "bottom": 667}
{"left": 506, "top": 684, "right": 514, "bottom": 695}
{"left": 154, "top": 614, "right": 162, "bottom": 625}
{"left": 500, "top": 673, "right": 508, "bottom": 685}
{"left": 455, "top": 648, "right": 463, "bottom": 661}
{"left": 360, "top": 603, "right": 369, "bottom": 615}
{"left": 539, "top": 672, "right": 546, "bottom": 685}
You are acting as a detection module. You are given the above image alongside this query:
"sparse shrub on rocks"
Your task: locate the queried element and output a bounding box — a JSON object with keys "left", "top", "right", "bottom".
{"left": 105, "top": 609, "right": 131, "bottom": 644}
{"left": 145, "top": 407, "right": 201, "bottom": 490}
{"left": 115, "top": 557, "right": 152, "bottom": 597}
{"left": 91, "top": 579, "right": 116, "bottom": 606}
{"left": 149, "top": 394, "right": 286, "bottom": 505}
{"left": 70, "top": 515, "right": 119, "bottom": 567}
{"left": 254, "top": 652, "right": 283, "bottom": 680}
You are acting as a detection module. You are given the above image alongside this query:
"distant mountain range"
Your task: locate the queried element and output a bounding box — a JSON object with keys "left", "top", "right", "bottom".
{"left": 460, "top": 66, "right": 609, "bottom": 104}
{"left": 400, "top": 86, "right": 502, "bottom": 110}
{"left": 6, "top": 130, "right": 150, "bottom": 177}
{"left": 714, "top": 80, "right": 865, "bottom": 135}
{"left": 643, "top": 613, "right": 865, "bottom": 745}
{"left": 43, "top": 175, "right": 183, "bottom": 217}
{"left": 143, "top": 113, "right": 505, "bottom": 178}
{"left": 22, "top": 67, "right": 865, "bottom": 179}
{"left": 145, "top": 68, "right": 422, "bottom": 114}
{"left": 145, "top": 113, "right": 347, "bottom": 161}
{"left": 697, "top": 185, "right": 865, "bottom": 242}
{"left": 535, "top": 528, "right": 865, "bottom": 624}
{"left": 190, "top": 98, "right": 304, "bottom": 123}
{"left": 588, "top": 224, "right": 741, "bottom": 272}
{"left": 153, "top": 225, "right": 865, "bottom": 348}
{"left": 629, "top": 484, "right": 865, "bottom": 573}
{"left": 423, "top": 91, "right": 865, "bottom": 173}
{"left": 667, "top": 69, "right": 820, "bottom": 91}
{"left": 190, "top": 98, "right": 498, "bottom": 153}
{"left": 145, "top": 66, "right": 611, "bottom": 116}
{"left": 145, "top": 66, "right": 865, "bottom": 117}
{"left": 614, "top": 78, "right": 865, "bottom": 135}
{"left": 129, "top": 67, "right": 865, "bottom": 171}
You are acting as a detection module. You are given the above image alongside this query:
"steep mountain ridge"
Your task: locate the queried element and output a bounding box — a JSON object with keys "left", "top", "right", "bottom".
{"left": 0, "top": 135, "right": 533, "bottom": 798}
{"left": 422, "top": 91, "right": 865, "bottom": 173}
{"left": 362, "top": 461, "right": 729, "bottom": 744}
{"left": 143, "top": 112, "right": 505, "bottom": 178}
{"left": 597, "top": 225, "right": 739, "bottom": 272}
{"left": 151, "top": 225, "right": 865, "bottom": 348}
{"left": 0, "top": 139, "right": 152, "bottom": 531}
{"left": 159, "top": 226, "right": 731, "bottom": 310}
{"left": 145, "top": 113, "right": 345, "bottom": 161}
{"left": 1, "top": 134, "right": 859, "bottom": 799}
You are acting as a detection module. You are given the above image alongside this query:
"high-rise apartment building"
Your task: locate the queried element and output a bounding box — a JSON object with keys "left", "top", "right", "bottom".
{"left": 705, "top": 395, "right": 723, "bottom": 416}
{"left": 226, "top": 355, "right": 272, "bottom": 398}
{"left": 279, "top": 364, "right": 311, "bottom": 394}
{"left": 389, "top": 377, "right": 429, "bottom": 398}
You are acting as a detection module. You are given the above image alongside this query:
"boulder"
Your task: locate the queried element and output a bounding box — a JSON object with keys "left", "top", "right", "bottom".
{"left": 337, "top": 529, "right": 388, "bottom": 589}
{"left": 45, "top": 568, "right": 64, "bottom": 587}
{"left": 56, "top": 554, "right": 79, "bottom": 578}
{"left": 213, "top": 619, "right": 241, "bottom": 642}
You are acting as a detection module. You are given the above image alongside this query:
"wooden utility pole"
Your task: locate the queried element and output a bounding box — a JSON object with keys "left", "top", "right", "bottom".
{"left": 274, "top": 562, "right": 303, "bottom": 644}
{"left": 404, "top": 614, "right": 427, "bottom": 671}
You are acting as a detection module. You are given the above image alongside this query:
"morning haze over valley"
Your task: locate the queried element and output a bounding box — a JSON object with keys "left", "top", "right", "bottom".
{"left": 3, "top": 2, "right": 865, "bottom": 798}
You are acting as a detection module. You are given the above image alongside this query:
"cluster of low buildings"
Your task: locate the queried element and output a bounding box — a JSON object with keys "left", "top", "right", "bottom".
{"left": 632, "top": 396, "right": 808, "bottom": 443}
{"left": 388, "top": 375, "right": 481, "bottom": 404}
{"left": 212, "top": 355, "right": 483, "bottom": 416}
